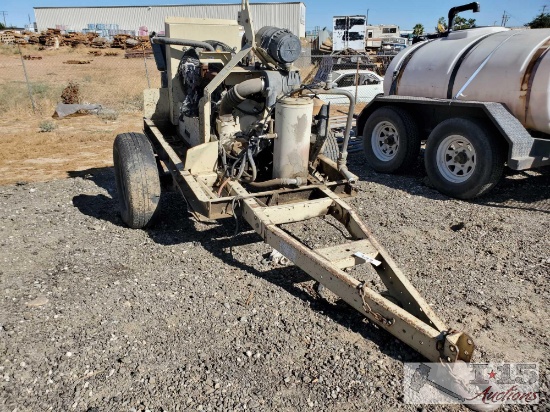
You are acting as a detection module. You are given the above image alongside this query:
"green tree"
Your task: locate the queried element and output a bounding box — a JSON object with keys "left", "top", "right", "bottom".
{"left": 413, "top": 23, "right": 424, "bottom": 36}
{"left": 525, "top": 12, "right": 550, "bottom": 28}
{"left": 454, "top": 16, "right": 476, "bottom": 29}
{"left": 436, "top": 15, "right": 476, "bottom": 32}
{"left": 436, "top": 17, "right": 448, "bottom": 32}
{"left": 0, "top": 22, "right": 5, "bottom": 30}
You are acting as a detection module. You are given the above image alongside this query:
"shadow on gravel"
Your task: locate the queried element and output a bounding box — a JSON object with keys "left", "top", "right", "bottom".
{"left": 68, "top": 167, "right": 117, "bottom": 197}
{"left": 69, "top": 167, "right": 123, "bottom": 225}
{"left": 475, "top": 168, "right": 550, "bottom": 214}
{"left": 347, "top": 150, "right": 550, "bottom": 214}
{"left": 69, "top": 168, "right": 419, "bottom": 363}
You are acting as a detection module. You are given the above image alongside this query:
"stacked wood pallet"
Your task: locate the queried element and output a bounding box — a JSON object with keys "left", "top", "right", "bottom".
{"left": 15, "top": 29, "right": 153, "bottom": 51}
{"left": 0, "top": 31, "right": 15, "bottom": 44}
{"left": 112, "top": 34, "right": 151, "bottom": 50}
{"left": 124, "top": 49, "right": 154, "bottom": 59}
{"left": 25, "top": 32, "right": 40, "bottom": 44}
{"left": 90, "top": 37, "right": 108, "bottom": 48}
{"left": 319, "top": 37, "right": 333, "bottom": 53}
{"left": 39, "top": 28, "right": 62, "bottom": 47}
{"left": 111, "top": 34, "right": 133, "bottom": 48}
{"left": 63, "top": 32, "right": 95, "bottom": 47}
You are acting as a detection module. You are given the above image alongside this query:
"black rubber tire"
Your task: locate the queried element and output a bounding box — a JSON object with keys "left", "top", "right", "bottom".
{"left": 424, "top": 118, "right": 505, "bottom": 200}
{"left": 322, "top": 130, "right": 340, "bottom": 162}
{"left": 113, "top": 132, "right": 161, "bottom": 228}
{"left": 362, "top": 106, "right": 420, "bottom": 173}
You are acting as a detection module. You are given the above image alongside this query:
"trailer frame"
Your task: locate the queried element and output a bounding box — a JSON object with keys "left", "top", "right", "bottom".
{"left": 144, "top": 117, "right": 475, "bottom": 364}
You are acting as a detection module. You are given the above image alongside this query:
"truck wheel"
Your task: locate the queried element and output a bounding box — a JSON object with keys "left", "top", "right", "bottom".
{"left": 113, "top": 132, "right": 161, "bottom": 228}
{"left": 425, "top": 118, "right": 505, "bottom": 199}
{"left": 362, "top": 106, "right": 420, "bottom": 173}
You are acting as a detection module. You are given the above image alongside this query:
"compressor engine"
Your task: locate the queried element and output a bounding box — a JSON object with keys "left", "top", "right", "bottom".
{"left": 158, "top": 25, "right": 331, "bottom": 189}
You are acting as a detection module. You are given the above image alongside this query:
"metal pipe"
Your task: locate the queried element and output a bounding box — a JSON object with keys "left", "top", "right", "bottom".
{"left": 151, "top": 37, "right": 215, "bottom": 51}
{"left": 308, "top": 88, "right": 356, "bottom": 168}
{"left": 447, "top": 2, "right": 480, "bottom": 35}
{"left": 17, "top": 44, "right": 36, "bottom": 113}
{"left": 219, "top": 78, "right": 265, "bottom": 115}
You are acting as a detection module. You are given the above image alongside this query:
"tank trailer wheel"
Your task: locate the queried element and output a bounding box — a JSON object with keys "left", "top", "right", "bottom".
{"left": 425, "top": 118, "right": 505, "bottom": 199}
{"left": 113, "top": 132, "right": 161, "bottom": 229}
{"left": 362, "top": 106, "right": 420, "bottom": 173}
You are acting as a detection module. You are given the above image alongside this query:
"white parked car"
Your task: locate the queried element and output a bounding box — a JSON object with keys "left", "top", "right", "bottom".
{"left": 321, "top": 70, "right": 384, "bottom": 105}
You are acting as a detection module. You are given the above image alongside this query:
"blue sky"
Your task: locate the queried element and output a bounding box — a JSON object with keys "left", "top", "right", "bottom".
{"left": 3, "top": 0, "right": 547, "bottom": 30}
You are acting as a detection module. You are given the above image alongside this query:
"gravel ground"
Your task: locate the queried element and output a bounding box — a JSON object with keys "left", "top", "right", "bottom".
{"left": 1, "top": 152, "right": 549, "bottom": 412}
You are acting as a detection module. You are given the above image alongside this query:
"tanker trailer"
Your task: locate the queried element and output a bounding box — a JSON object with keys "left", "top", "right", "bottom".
{"left": 356, "top": 2, "right": 550, "bottom": 199}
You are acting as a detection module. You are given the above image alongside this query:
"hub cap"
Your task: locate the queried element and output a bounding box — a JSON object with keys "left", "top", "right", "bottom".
{"left": 436, "top": 135, "right": 476, "bottom": 183}
{"left": 372, "top": 121, "right": 399, "bottom": 161}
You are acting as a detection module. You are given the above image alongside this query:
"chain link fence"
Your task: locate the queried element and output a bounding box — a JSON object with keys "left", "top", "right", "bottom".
{"left": 0, "top": 43, "right": 160, "bottom": 117}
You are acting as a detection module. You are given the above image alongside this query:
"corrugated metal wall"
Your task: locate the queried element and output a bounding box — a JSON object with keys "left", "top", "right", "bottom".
{"left": 34, "top": 2, "right": 305, "bottom": 38}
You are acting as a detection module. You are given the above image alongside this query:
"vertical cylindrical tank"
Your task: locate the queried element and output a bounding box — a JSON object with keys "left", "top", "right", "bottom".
{"left": 384, "top": 27, "right": 550, "bottom": 134}
{"left": 273, "top": 97, "right": 313, "bottom": 180}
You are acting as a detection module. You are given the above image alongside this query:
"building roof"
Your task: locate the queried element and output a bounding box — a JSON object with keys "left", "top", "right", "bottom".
{"left": 34, "top": 2, "right": 303, "bottom": 9}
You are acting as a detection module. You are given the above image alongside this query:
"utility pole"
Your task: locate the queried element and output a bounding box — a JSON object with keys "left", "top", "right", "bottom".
{"left": 501, "top": 10, "right": 510, "bottom": 27}
{"left": 0, "top": 11, "right": 7, "bottom": 27}
{"left": 542, "top": 5, "right": 548, "bottom": 13}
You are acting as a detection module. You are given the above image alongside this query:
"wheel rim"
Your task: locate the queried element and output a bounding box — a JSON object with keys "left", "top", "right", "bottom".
{"left": 436, "top": 134, "right": 477, "bottom": 183}
{"left": 371, "top": 121, "right": 399, "bottom": 161}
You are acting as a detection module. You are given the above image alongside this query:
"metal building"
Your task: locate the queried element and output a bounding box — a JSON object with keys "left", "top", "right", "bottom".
{"left": 34, "top": 2, "right": 306, "bottom": 38}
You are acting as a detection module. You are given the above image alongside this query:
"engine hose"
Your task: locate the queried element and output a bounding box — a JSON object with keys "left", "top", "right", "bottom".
{"left": 217, "top": 177, "right": 231, "bottom": 197}
{"left": 236, "top": 154, "right": 247, "bottom": 180}
{"left": 247, "top": 177, "right": 303, "bottom": 189}
{"left": 219, "top": 142, "right": 228, "bottom": 172}
{"left": 230, "top": 150, "right": 246, "bottom": 178}
{"left": 219, "top": 78, "right": 265, "bottom": 115}
{"left": 151, "top": 37, "right": 215, "bottom": 51}
{"left": 247, "top": 149, "right": 257, "bottom": 182}
{"left": 240, "top": 148, "right": 257, "bottom": 183}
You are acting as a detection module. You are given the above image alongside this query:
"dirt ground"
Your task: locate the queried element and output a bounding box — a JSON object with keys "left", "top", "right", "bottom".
{"left": 1, "top": 151, "right": 549, "bottom": 412}
{"left": 0, "top": 113, "right": 144, "bottom": 185}
{"left": 1, "top": 45, "right": 549, "bottom": 412}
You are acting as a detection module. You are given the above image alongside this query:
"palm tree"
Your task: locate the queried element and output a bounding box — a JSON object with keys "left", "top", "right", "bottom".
{"left": 413, "top": 23, "right": 424, "bottom": 36}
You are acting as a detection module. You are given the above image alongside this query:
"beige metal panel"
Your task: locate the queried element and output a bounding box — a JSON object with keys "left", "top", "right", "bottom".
{"left": 165, "top": 17, "right": 240, "bottom": 125}
{"left": 34, "top": 3, "right": 305, "bottom": 37}
{"left": 183, "top": 141, "right": 218, "bottom": 174}
{"left": 314, "top": 239, "right": 379, "bottom": 269}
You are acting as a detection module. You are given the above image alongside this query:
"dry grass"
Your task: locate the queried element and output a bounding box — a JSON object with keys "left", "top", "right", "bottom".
{"left": 0, "top": 45, "right": 154, "bottom": 184}
{"left": 0, "top": 112, "right": 143, "bottom": 184}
